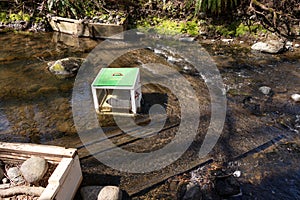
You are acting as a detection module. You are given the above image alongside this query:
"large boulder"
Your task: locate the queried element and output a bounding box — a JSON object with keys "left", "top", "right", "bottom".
{"left": 20, "top": 156, "right": 48, "bottom": 183}
{"left": 48, "top": 57, "right": 85, "bottom": 78}
{"left": 251, "top": 40, "right": 285, "bottom": 54}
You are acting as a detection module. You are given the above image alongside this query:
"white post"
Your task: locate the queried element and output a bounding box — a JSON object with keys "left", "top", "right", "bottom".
{"left": 130, "top": 89, "right": 137, "bottom": 114}
{"left": 91, "top": 87, "right": 99, "bottom": 113}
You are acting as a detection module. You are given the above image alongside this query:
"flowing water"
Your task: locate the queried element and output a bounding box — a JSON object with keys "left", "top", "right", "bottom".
{"left": 0, "top": 32, "right": 300, "bottom": 199}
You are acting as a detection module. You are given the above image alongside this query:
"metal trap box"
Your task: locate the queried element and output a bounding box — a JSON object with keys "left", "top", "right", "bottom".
{"left": 91, "top": 68, "right": 141, "bottom": 115}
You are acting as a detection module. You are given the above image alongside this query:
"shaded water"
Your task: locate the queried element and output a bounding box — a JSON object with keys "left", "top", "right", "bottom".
{"left": 0, "top": 32, "right": 300, "bottom": 199}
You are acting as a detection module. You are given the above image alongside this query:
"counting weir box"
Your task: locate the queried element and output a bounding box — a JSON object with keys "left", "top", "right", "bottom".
{"left": 91, "top": 68, "right": 141, "bottom": 115}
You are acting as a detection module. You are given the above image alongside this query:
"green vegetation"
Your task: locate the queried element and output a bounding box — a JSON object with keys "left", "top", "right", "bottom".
{"left": 0, "top": 0, "right": 297, "bottom": 39}
{"left": 208, "top": 21, "right": 267, "bottom": 37}
{"left": 0, "top": 11, "right": 31, "bottom": 23}
{"left": 0, "top": 12, "right": 6, "bottom": 22}
{"left": 137, "top": 18, "right": 199, "bottom": 36}
{"left": 136, "top": 16, "right": 268, "bottom": 37}
{"left": 194, "top": 0, "right": 238, "bottom": 15}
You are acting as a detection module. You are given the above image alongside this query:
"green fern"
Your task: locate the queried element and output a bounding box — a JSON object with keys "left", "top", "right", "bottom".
{"left": 194, "top": 0, "right": 238, "bottom": 15}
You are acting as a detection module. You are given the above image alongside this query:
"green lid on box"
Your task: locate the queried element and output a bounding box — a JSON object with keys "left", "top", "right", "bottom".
{"left": 93, "top": 68, "right": 139, "bottom": 87}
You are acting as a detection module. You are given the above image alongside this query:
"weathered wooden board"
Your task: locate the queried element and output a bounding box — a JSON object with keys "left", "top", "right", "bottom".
{"left": 49, "top": 16, "right": 89, "bottom": 37}
{"left": 49, "top": 16, "right": 126, "bottom": 39}
{"left": 0, "top": 142, "right": 76, "bottom": 163}
{"left": 88, "top": 23, "right": 125, "bottom": 39}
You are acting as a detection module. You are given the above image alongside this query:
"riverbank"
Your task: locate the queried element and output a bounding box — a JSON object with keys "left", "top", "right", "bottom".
{"left": 1, "top": 0, "right": 299, "bottom": 44}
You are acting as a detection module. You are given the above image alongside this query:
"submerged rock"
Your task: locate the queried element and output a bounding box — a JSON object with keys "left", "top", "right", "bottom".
{"left": 179, "top": 37, "right": 196, "bottom": 42}
{"left": 251, "top": 40, "right": 284, "bottom": 54}
{"left": 48, "top": 57, "right": 85, "bottom": 78}
{"left": 20, "top": 156, "right": 48, "bottom": 183}
{"left": 259, "top": 86, "right": 271, "bottom": 95}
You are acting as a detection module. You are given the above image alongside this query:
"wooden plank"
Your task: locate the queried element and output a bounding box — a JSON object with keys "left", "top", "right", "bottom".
{"left": 0, "top": 153, "right": 61, "bottom": 164}
{"left": 88, "top": 23, "right": 125, "bottom": 39}
{"left": 54, "top": 155, "right": 83, "bottom": 200}
{"left": 0, "top": 142, "right": 77, "bottom": 158}
{"left": 39, "top": 183, "right": 59, "bottom": 200}
{"left": 40, "top": 155, "right": 82, "bottom": 200}
{"left": 49, "top": 17, "right": 89, "bottom": 37}
{"left": 48, "top": 158, "right": 73, "bottom": 185}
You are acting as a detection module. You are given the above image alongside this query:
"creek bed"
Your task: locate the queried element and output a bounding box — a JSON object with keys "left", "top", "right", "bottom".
{"left": 0, "top": 32, "right": 300, "bottom": 199}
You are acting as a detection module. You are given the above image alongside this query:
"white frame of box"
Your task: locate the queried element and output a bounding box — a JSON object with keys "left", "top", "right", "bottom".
{"left": 0, "top": 142, "right": 82, "bottom": 200}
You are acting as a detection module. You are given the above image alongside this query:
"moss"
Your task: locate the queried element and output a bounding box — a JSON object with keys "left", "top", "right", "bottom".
{"left": 13, "top": 30, "right": 33, "bottom": 35}
{"left": 9, "top": 13, "right": 22, "bottom": 21}
{"left": 207, "top": 21, "right": 269, "bottom": 37}
{"left": 51, "top": 63, "right": 64, "bottom": 72}
{"left": 7, "top": 11, "right": 31, "bottom": 22}
{"left": 0, "top": 12, "right": 7, "bottom": 22}
{"left": 34, "top": 17, "right": 44, "bottom": 23}
{"left": 22, "top": 14, "right": 31, "bottom": 22}
{"left": 137, "top": 18, "right": 199, "bottom": 36}
{"left": 180, "top": 20, "right": 199, "bottom": 36}
{"left": 156, "top": 20, "right": 181, "bottom": 35}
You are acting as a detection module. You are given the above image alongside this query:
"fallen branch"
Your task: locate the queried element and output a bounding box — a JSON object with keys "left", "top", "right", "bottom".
{"left": 0, "top": 186, "right": 45, "bottom": 197}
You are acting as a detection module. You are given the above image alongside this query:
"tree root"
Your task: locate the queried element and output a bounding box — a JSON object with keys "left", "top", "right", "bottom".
{"left": 248, "top": 0, "right": 300, "bottom": 39}
{"left": 0, "top": 186, "right": 45, "bottom": 197}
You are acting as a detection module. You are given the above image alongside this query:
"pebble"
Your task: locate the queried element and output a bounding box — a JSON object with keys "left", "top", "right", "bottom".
{"left": 233, "top": 170, "right": 241, "bottom": 178}
{"left": 20, "top": 156, "right": 48, "bottom": 183}
{"left": 221, "top": 38, "right": 234, "bottom": 43}
{"left": 295, "top": 44, "right": 300, "bottom": 48}
{"left": 259, "top": 86, "right": 271, "bottom": 95}
{"left": 178, "top": 37, "right": 196, "bottom": 42}
{"left": 291, "top": 94, "right": 300, "bottom": 102}
{"left": 2, "top": 177, "right": 8, "bottom": 184}
{"left": 7, "top": 167, "right": 25, "bottom": 185}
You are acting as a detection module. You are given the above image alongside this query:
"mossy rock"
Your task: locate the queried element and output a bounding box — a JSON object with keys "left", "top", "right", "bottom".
{"left": 48, "top": 57, "right": 85, "bottom": 78}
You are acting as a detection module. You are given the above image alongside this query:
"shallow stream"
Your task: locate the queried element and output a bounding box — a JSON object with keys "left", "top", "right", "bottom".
{"left": 0, "top": 32, "right": 299, "bottom": 199}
